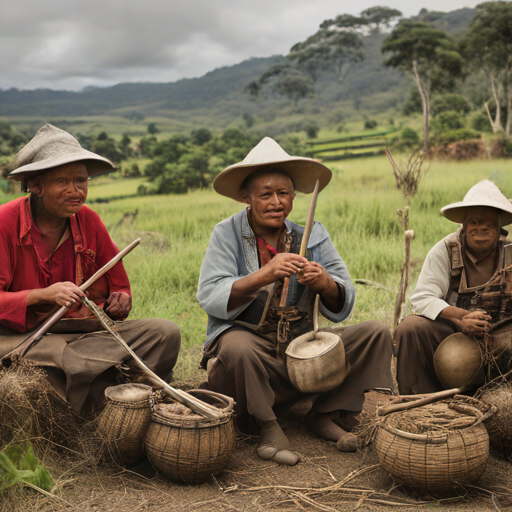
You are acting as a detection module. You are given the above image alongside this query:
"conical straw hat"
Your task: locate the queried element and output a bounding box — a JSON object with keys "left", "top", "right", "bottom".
{"left": 441, "top": 180, "right": 512, "bottom": 226}
{"left": 8, "top": 124, "right": 115, "bottom": 181}
{"left": 213, "top": 137, "right": 332, "bottom": 202}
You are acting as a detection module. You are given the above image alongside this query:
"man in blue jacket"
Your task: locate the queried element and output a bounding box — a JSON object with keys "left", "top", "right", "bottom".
{"left": 197, "top": 137, "right": 392, "bottom": 465}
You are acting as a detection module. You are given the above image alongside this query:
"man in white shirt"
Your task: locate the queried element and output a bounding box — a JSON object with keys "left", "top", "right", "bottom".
{"left": 395, "top": 180, "right": 512, "bottom": 394}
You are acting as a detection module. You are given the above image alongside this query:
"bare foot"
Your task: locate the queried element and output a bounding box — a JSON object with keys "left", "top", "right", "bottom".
{"left": 336, "top": 433, "right": 359, "bottom": 452}
{"left": 306, "top": 410, "right": 348, "bottom": 442}
{"left": 257, "top": 420, "right": 300, "bottom": 466}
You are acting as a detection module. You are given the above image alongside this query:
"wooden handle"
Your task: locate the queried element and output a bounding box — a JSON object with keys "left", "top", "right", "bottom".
{"left": 299, "top": 179, "right": 320, "bottom": 258}
{"left": 377, "top": 387, "right": 462, "bottom": 416}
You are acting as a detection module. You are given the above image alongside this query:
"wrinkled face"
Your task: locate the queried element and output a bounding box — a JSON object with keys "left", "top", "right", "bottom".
{"left": 243, "top": 172, "right": 295, "bottom": 233}
{"left": 464, "top": 206, "right": 500, "bottom": 254}
{"left": 29, "top": 162, "right": 89, "bottom": 218}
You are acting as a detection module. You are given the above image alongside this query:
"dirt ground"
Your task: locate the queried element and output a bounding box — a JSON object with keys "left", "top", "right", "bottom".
{"left": 3, "top": 401, "right": 512, "bottom": 512}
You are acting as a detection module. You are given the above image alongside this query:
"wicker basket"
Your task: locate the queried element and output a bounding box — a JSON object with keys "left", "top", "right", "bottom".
{"left": 145, "top": 389, "right": 235, "bottom": 484}
{"left": 375, "top": 396, "right": 491, "bottom": 495}
{"left": 479, "top": 382, "right": 512, "bottom": 459}
{"left": 97, "top": 383, "right": 153, "bottom": 466}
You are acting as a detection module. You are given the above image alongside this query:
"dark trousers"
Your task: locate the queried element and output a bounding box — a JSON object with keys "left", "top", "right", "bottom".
{"left": 394, "top": 315, "right": 457, "bottom": 395}
{"left": 0, "top": 318, "right": 181, "bottom": 412}
{"left": 207, "top": 321, "right": 393, "bottom": 434}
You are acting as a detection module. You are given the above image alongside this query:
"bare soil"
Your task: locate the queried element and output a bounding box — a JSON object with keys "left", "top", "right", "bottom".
{"left": 3, "top": 404, "right": 512, "bottom": 512}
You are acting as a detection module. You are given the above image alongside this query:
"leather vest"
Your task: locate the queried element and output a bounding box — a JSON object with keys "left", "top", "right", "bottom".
{"left": 445, "top": 229, "right": 512, "bottom": 323}
{"left": 234, "top": 227, "right": 313, "bottom": 344}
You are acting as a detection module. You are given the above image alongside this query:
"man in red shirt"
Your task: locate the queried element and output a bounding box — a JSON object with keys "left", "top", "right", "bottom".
{"left": 0, "top": 125, "right": 181, "bottom": 412}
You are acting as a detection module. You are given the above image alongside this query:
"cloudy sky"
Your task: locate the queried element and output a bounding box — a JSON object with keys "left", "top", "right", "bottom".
{"left": 1, "top": 0, "right": 481, "bottom": 91}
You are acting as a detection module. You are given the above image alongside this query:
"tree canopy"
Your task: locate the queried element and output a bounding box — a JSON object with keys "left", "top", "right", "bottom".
{"left": 461, "top": 1, "right": 512, "bottom": 134}
{"left": 382, "top": 19, "right": 464, "bottom": 151}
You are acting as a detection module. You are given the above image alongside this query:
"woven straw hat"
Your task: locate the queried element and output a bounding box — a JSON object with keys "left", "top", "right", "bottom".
{"left": 213, "top": 137, "right": 332, "bottom": 202}
{"left": 8, "top": 124, "right": 115, "bottom": 181}
{"left": 441, "top": 180, "right": 512, "bottom": 226}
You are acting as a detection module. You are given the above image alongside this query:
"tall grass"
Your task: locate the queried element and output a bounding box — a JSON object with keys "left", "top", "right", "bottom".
{"left": 86, "top": 156, "right": 512, "bottom": 380}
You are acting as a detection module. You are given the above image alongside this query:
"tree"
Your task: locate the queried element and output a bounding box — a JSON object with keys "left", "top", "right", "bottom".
{"left": 461, "top": 1, "right": 512, "bottom": 135}
{"left": 242, "top": 112, "right": 255, "bottom": 128}
{"left": 248, "top": 11, "right": 366, "bottom": 106}
{"left": 147, "top": 123, "right": 159, "bottom": 135}
{"left": 289, "top": 27, "right": 365, "bottom": 82}
{"left": 246, "top": 64, "right": 313, "bottom": 108}
{"left": 360, "top": 6, "right": 402, "bottom": 34}
{"left": 382, "top": 20, "right": 464, "bottom": 152}
{"left": 191, "top": 128, "right": 212, "bottom": 146}
{"left": 431, "top": 94, "right": 471, "bottom": 116}
{"left": 120, "top": 133, "right": 133, "bottom": 159}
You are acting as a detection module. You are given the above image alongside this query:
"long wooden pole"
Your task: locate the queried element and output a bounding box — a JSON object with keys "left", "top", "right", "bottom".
{"left": 1, "top": 239, "right": 141, "bottom": 363}
{"left": 82, "top": 296, "right": 224, "bottom": 420}
{"left": 279, "top": 179, "right": 320, "bottom": 308}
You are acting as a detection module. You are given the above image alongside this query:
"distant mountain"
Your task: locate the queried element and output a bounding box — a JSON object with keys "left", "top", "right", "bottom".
{"left": 0, "top": 8, "right": 475, "bottom": 123}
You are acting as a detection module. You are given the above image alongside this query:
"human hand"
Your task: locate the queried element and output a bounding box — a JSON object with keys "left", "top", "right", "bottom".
{"left": 459, "top": 310, "right": 492, "bottom": 335}
{"left": 104, "top": 292, "right": 132, "bottom": 320}
{"left": 297, "top": 261, "right": 330, "bottom": 293}
{"left": 262, "top": 253, "right": 307, "bottom": 283}
{"left": 41, "top": 282, "right": 85, "bottom": 308}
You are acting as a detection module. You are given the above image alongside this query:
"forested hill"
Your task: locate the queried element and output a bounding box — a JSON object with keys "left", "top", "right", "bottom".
{"left": 0, "top": 8, "right": 475, "bottom": 121}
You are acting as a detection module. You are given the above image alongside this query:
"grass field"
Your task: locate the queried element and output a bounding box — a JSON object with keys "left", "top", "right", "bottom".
{"left": 55, "top": 155, "right": 509, "bottom": 383}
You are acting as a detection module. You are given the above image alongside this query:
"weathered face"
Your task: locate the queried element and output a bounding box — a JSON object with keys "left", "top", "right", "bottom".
{"left": 29, "top": 162, "right": 89, "bottom": 218}
{"left": 243, "top": 172, "right": 295, "bottom": 233}
{"left": 464, "top": 206, "right": 500, "bottom": 254}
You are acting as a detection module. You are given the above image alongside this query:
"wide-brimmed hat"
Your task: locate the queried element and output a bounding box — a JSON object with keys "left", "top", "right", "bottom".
{"left": 213, "top": 137, "right": 332, "bottom": 202}
{"left": 441, "top": 180, "right": 512, "bottom": 226}
{"left": 8, "top": 124, "right": 115, "bottom": 181}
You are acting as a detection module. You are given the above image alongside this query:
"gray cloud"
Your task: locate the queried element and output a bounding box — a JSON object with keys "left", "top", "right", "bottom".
{"left": 1, "top": 0, "right": 481, "bottom": 91}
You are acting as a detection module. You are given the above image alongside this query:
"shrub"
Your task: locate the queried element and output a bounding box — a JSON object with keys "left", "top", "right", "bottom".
{"left": 433, "top": 110, "right": 465, "bottom": 131}
{"left": 471, "top": 111, "right": 493, "bottom": 132}
{"left": 399, "top": 127, "right": 420, "bottom": 148}
{"left": 402, "top": 88, "right": 422, "bottom": 116}
{"left": 191, "top": 128, "right": 212, "bottom": 146}
{"left": 431, "top": 94, "right": 471, "bottom": 116}
{"left": 364, "top": 119, "right": 378, "bottom": 130}
{"left": 436, "top": 128, "right": 480, "bottom": 146}
{"left": 304, "top": 120, "right": 319, "bottom": 139}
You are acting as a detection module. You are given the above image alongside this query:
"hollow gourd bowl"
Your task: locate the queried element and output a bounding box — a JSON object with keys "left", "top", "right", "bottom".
{"left": 286, "top": 331, "right": 348, "bottom": 394}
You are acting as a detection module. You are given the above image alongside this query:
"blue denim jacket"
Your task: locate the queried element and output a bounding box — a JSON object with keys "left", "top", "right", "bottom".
{"left": 196, "top": 208, "right": 356, "bottom": 348}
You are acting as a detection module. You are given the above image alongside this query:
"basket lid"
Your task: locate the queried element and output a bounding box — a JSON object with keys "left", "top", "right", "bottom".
{"left": 105, "top": 383, "right": 153, "bottom": 402}
{"left": 285, "top": 331, "right": 340, "bottom": 360}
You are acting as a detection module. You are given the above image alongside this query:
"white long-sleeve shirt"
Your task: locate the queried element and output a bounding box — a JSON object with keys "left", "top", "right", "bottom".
{"left": 410, "top": 237, "right": 458, "bottom": 320}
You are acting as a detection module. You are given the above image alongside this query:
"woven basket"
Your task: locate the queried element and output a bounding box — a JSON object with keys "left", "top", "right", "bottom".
{"left": 479, "top": 382, "right": 512, "bottom": 460}
{"left": 145, "top": 389, "right": 235, "bottom": 484}
{"left": 97, "top": 383, "right": 153, "bottom": 466}
{"left": 375, "top": 396, "right": 491, "bottom": 495}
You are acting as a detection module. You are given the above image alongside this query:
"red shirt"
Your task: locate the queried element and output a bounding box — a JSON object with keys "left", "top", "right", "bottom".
{"left": 0, "top": 196, "right": 131, "bottom": 332}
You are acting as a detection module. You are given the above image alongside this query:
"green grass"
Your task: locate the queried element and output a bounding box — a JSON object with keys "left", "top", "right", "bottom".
{"left": 2, "top": 156, "right": 509, "bottom": 381}
{"left": 83, "top": 155, "right": 512, "bottom": 381}
{"left": 86, "top": 177, "right": 148, "bottom": 201}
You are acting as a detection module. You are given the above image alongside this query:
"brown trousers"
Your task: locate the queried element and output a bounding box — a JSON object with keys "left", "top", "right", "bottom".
{"left": 394, "top": 315, "right": 457, "bottom": 395}
{"left": 0, "top": 318, "right": 181, "bottom": 412}
{"left": 206, "top": 321, "right": 393, "bottom": 434}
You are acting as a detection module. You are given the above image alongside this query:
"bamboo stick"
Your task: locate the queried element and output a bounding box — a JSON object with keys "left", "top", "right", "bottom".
{"left": 82, "top": 296, "right": 224, "bottom": 420}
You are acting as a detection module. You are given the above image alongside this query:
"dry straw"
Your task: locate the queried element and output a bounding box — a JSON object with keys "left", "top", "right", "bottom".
{"left": 0, "top": 361, "right": 83, "bottom": 451}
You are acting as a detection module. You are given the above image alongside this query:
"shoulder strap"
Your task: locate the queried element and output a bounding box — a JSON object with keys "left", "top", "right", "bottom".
{"left": 444, "top": 229, "right": 464, "bottom": 277}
